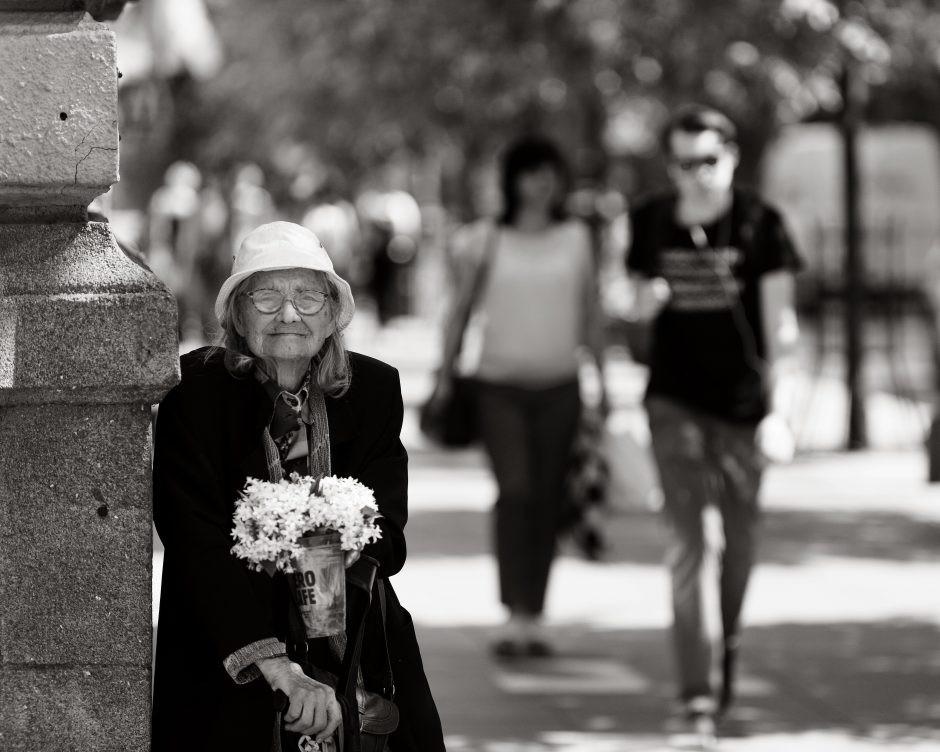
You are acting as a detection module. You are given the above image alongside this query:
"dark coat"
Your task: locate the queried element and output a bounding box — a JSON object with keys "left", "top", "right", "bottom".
{"left": 152, "top": 347, "right": 445, "bottom": 752}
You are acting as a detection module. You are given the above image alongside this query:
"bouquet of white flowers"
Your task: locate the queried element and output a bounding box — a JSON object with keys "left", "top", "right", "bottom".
{"left": 231, "top": 473, "right": 382, "bottom": 574}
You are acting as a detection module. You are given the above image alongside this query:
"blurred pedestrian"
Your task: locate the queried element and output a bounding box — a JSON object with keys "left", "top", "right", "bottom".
{"left": 362, "top": 215, "right": 398, "bottom": 326}
{"left": 430, "top": 135, "right": 608, "bottom": 657}
{"left": 192, "top": 174, "right": 231, "bottom": 338}
{"left": 624, "top": 105, "right": 802, "bottom": 739}
{"left": 302, "top": 198, "right": 361, "bottom": 283}
{"left": 147, "top": 160, "right": 205, "bottom": 343}
{"left": 229, "top": 162, "right": 277, "bottom": 255}
{"left": 359, "top": 190, "right": 422, "bottom": 326}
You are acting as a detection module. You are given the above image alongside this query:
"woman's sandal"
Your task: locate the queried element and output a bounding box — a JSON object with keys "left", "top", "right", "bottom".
{"left": 525, "top": 639, "right": 554, "bottom": 658}
{"left": 491, "top": 638, "right": 525, "bottom": 659}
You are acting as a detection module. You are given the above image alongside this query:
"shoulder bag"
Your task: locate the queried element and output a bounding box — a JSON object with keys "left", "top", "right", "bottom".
{"left": 419, "top": 223, "right": 498, "bottom": 447}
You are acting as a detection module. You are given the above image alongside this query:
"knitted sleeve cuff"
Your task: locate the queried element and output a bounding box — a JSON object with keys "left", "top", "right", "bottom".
{"left": 223, "top": 638, "right": 288, "bottom": 685}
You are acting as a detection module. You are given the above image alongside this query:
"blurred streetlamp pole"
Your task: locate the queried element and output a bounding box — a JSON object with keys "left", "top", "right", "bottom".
{"left": 840, "top": 38, "right": 867, "bottom": 449}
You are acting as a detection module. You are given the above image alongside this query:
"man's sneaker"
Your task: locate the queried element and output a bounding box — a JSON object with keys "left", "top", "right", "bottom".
{"left": 689, "top": 711, "right": 717, "bottom": 750}
{"left": 666, "top": 696, "right": 718, "bottom": 750}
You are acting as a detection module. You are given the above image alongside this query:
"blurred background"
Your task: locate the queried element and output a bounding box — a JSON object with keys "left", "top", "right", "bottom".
{"left": 104, "top": 0, "right": 940, "bottom": 453}
{"left": 124, "top": 1, "right": 940, "bottom": 749}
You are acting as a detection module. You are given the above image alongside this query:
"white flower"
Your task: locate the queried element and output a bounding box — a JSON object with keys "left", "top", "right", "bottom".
{"left": 230, "top": 474, "right": 383, "bottom": 573}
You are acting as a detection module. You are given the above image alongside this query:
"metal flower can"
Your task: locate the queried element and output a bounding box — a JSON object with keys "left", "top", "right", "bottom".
{"left": 290, "top": 532, "right": 345, "bottom": 638}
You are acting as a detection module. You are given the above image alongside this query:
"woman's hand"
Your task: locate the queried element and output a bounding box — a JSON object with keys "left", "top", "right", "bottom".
{"left": 756, "top": 412, "right": 795, "bottom": 464}
{"left": 257, "top": 657, "right": 342, "bottom": 741}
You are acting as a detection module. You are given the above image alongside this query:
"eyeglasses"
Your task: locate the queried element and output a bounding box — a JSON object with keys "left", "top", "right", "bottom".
{"left": 671, "top": 154, "right": 722, "bottom": 172}
{"left": 245, "top": 289, "right": 328, "bottom": 315}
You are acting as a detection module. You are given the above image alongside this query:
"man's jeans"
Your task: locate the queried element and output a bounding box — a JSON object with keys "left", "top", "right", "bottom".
{"left": 646, "top": 396, "right": 764, "bottom": 703}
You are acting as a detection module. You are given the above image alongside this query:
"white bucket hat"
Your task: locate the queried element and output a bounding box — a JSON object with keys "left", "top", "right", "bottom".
{"left": 214, "top": 221, "right": 355, "bottom": 331}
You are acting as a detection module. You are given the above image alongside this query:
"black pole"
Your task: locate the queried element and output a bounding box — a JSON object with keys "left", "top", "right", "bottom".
{"left": 841, "top": 58, "right": 867, "bottom": 449}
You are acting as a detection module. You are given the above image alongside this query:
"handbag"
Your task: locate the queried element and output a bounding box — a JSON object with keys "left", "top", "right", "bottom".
{"left": 418, "top": 374, "right": 480, "bottom": 448}
{"left": 276, "top": 556, "right": 398, "bottom": 752}
{"left": 419, "top": 223, "right": 499, "bottom": 448}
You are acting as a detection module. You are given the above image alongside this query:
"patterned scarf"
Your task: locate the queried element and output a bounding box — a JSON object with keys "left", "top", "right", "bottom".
{"left": 259, "top": 370, "right": 349, "bottom": 672}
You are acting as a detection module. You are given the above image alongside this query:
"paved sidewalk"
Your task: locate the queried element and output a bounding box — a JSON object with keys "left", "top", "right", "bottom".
{"left": 399, "top": 445, "right": 940, "bottom": 751}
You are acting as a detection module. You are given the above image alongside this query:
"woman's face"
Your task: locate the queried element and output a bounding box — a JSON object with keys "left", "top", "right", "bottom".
{"left": 515, "top": 164, "right": 561, "bottom": 214}
{"left": 235, "top": 268, "right": 334, "bottom": 367}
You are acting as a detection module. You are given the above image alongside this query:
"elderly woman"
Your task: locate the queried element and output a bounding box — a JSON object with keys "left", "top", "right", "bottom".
{"left": 151, "top": 222, "right": 445, "bottom": 751}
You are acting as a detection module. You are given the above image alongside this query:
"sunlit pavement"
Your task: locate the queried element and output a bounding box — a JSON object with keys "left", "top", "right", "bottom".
{"left": 396, "top": 446, "right": 940, "bottom": 751}
{"left": 161, "top": 315, "right": 940, "bottom": 750}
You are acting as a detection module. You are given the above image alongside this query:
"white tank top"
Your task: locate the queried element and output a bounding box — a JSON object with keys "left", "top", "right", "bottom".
{"left": 460, "top": 220, "right": 591, "bottom": 385}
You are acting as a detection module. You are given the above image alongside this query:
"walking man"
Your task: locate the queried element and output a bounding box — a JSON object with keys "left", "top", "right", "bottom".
{"left": 625, "top": 105, "right": 802, "bottom": 741}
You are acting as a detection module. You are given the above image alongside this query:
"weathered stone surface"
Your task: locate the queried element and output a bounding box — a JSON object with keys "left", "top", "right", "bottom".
{"left": 0, "top": 12, "right": 118, "bottom": 208}
{"left": 0, "top": 666, "right": 150, "bottom": 752}
{"left": 0, "top": 403, "right": 152, "bottom": 665}
{"left": 0, "top": 222, "right": 179, "bottom": 405}
{"left": 1, "top": 5, "right": 162, "bottom": 750}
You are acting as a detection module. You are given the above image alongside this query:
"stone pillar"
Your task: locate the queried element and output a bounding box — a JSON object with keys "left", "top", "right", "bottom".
{"left": 0, "top": 5, "right": 178, "bottom": 751}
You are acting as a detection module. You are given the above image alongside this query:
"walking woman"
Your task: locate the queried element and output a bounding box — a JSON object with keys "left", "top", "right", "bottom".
{"left": 431, "top": 136, "right": 608, "bottom": 657}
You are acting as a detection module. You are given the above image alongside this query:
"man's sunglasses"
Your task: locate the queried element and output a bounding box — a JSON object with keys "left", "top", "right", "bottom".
{"left": 671, "top": 155, "right": 722, "bottom": 172}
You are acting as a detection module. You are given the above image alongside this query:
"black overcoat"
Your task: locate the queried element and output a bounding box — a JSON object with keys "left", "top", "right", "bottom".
{"left": 151, "top": 347, "right": 445, "bottom": 751}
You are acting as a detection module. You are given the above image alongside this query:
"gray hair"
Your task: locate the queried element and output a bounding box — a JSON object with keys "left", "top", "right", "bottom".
{"left": 210, "top": 270, "right": 351, "bottom": 397}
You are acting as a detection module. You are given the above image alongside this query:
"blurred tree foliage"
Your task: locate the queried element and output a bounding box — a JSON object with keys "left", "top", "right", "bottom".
{"left": 169, "top": 0, "right": 940, "bottom": 215}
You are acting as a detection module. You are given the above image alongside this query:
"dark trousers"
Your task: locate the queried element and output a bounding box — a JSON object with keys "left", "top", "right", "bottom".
{"left": 646, "top": 395, "right": 764, "bottom": 702}
{"left": 477, "top": 378, "right": 581, "bottom": 615}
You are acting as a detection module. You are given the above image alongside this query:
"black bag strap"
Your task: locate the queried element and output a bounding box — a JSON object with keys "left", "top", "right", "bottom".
{"left": 440, "top": 222, "right": 499, "bottom": 376}
{"left": 374, "top": 579, "right": 395, "bottom": 701}
{"left": 285, "top": 589, "right": 309, "bottom": 663}
{"left": 467, "top": 222, "right": 499, "bottom": 312}
{"left": 336, "top": 556, "right": 379, "bottom": 704}
{"left": 277, "top": 555, "right": 381, "bottom": 751}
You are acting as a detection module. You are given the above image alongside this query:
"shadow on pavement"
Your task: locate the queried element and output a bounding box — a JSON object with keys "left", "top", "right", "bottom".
{"left": 760, "top": 509, "right": 940, "bottom": 565}
{"left": 418, "top": 619, "right": 940, "bottom": 750}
